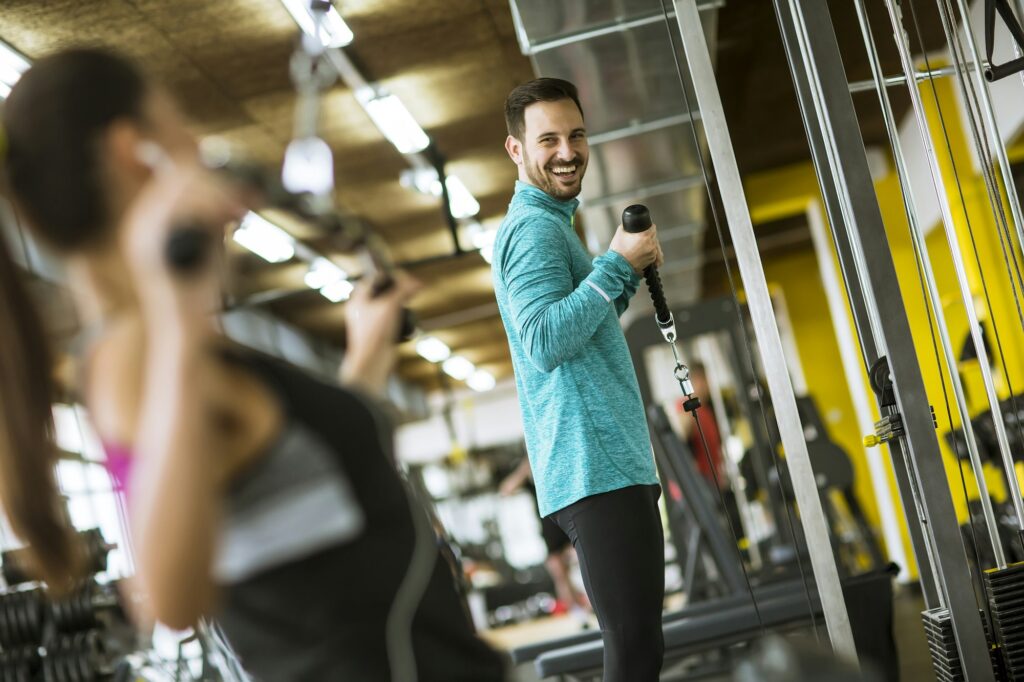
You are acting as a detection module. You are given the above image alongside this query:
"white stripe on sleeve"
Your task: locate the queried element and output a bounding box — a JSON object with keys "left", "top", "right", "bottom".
{"left": 585, "top": 280, "right": 612, "bottom": 303}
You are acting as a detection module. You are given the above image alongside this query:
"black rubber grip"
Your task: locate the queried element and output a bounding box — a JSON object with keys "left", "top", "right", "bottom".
{"left": 372, "top": 274, "right": 418, "bottom": 342}
{"left": 621, "top": 204, "right": 671, "bottom": 325}
{"left": 622, "top": 204, "right": 652, "bottom": 234}
{"left": 164, "top": 225, "right": 212, "bottom": 274}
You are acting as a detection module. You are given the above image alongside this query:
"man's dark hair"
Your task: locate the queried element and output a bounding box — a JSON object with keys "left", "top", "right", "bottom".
{"left": 504, "top": 78, "right": 584, "bottom": 140}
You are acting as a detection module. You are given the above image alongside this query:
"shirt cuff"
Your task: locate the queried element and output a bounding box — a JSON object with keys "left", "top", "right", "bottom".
{"left": 587, "top": 250, "right": 636, "bottom": 301}
{"left": 602, "top": 249, "right": 637, "bottom": 279}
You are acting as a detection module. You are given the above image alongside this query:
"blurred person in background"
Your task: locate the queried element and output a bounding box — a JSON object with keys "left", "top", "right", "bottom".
{"left": 0, "top": 47, "right": 505, "bottom": 681}
{"left": 499, "top": 457, "right": 591, "bottom": 625}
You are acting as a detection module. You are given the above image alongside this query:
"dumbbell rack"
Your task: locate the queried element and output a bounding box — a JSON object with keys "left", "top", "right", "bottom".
{"left": 0, "top": 528, "right": 134, "bottom": 682}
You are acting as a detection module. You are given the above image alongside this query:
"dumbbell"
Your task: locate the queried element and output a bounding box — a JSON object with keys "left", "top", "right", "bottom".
{"left": 2, "top": 529, "right": 113, "bottom": 587}
{"left": 49, "top": 580, "right": 122, "bottom": 633}
{"left": 42, "top": 630, "right": 104, "bottom": 682}
{"left": 0, "top": 644, "right": 40, "bottom": 682}
{"left": 0, "top": 590, "right": 44, "bottom": 646}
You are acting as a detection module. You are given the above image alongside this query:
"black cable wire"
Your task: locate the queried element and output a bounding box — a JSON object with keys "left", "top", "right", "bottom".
{"left": 688, "top": 405, "right": 767, "bottom": 633}
{"left": 854, "top": 0, "right": 995, "bottom": 627}
{"left": 933, "top": 0, "right": 1024, "bottom": 473}
{"left": 658, "top": 0, "right": 821, "bottom": 642}
{"left": 893, "top": 0, "right": 999, "bottom": 631}
{"left": 909, "top": 0, "right": 1024, "bottom": 538}
{"left": 936, "top": 0, "right": 1024, "bottom": 336}
{"left": 904, "top": 158, "right": 995, "bottom": 626}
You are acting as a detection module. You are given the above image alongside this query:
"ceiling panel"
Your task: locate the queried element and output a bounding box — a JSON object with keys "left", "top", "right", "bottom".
{"left": 3, "top": 0, "right": 953, "bottom": 395}
{"left": 581, "top": 125, "right": 703, "bottom": 200}
{"left": 531, "top": 21, "right": 692, "bottom": 135}
{"left": 510, "top": 0, "right": 665, "bottom": 47}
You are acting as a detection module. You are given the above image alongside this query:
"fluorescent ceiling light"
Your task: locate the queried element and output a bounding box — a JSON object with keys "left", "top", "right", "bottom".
{"left": 415, "top": 336, "right": 451, "bottom": 363}
{"left": 465, "top": 222, "right": 496, "bottom": 263}
{"left": 357, "top": 90, "right": 429, "bottom": 154}
{"left": 280, "top": 0, "right": 354, "bottom": 47}
{"left": 442, "top": 356, "right": 475, "bottom": 381}
{"left": 400, "top": 167, "right": 440, "bottom": 195}
{"left": 444, "top": 176, "right": 480, "bottom": 219}
{"left": 233, "top": 213, "right": 295, "bottom": 263}
{"left": 467, "top": 369, "right": 496, "bottom": 392}
{"left": 0, "top": 41, "right": 29, "bottom": 99}
{"left": 320, "top": 279, "right": 354, "bottom": 303}
{"left": 282, "top": 136, "right": 335, "bottom": 195}
{"left": 400, "top": 168, "right": 480, "bottom": 220}
{"left": 304, "top": 257, "right": 347, "bottom": 289}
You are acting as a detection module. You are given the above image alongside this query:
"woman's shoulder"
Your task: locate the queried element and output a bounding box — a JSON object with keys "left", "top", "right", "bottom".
{"left": 84, "top": 324, "right": 282, "bottom": 450}
{"left": 84, "top": 315, "right": 146, "bottom": 447}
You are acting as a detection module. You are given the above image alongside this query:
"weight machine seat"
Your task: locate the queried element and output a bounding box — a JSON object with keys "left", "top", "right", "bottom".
{"left": 534, "top": 588, "right": 822, "bottom": 678}
{"left": 532, "top": 566, "right": 898, "bottom": 680}
{"left": 509, "top": 577, "right": 806, "bottom": 664}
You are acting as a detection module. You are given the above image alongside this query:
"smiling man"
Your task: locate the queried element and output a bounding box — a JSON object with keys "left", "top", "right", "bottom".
{"left": 492, "top": 78, "right": 666, "bottom": 681}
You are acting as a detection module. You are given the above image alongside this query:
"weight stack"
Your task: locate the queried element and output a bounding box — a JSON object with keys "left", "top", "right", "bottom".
{"left": 921, "top": 607, "right": 1005, "bottom": 682}
{"left": 986, "top": 563, "right": 1024, "bottom": 680}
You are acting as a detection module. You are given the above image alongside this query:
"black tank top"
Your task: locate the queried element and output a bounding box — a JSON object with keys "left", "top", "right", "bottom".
{"left": 213, "top": 349, "right": 507, "bottom": 681}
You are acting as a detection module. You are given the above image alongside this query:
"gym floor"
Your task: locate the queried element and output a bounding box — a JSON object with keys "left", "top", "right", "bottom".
{"left": 493, "top": 586, "right": 933, "bottom": 681}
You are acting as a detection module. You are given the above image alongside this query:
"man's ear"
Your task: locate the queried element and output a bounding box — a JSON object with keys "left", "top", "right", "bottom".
{"left": 504, "top": 135, "right": 523, "bottom": 165}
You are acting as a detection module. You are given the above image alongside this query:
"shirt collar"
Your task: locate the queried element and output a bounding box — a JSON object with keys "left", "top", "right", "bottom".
{"left": 513, "top": 180, "right": 580, "bottom": 220}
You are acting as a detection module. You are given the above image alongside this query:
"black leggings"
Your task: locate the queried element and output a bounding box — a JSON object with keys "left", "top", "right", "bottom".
{"left": 549, "top": 484, "right": 665, "bottom": 682}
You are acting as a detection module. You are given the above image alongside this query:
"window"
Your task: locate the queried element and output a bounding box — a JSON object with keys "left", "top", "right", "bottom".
{"left": 51, "top": 403, "right": 133, "bottom": 580}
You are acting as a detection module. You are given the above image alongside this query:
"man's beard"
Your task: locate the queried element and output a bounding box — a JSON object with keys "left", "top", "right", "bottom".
{"left": 524, "top": 151, "right": 586, "bottom": 200}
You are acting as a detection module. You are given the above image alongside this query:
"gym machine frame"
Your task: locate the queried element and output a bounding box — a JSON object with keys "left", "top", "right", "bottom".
{"left": 770, "top": 1, "right": 1010, "bottom": 680}
{"left": 670, "top": 0, "right": 859, "bottom": 665}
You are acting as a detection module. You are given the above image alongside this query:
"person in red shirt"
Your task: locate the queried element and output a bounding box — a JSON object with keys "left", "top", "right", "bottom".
{"left": 676, "top": 364, "right": 726, "bottom": 489}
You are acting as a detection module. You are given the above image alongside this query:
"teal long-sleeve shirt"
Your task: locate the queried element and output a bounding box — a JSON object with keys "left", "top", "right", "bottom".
{"left": 492, "top": 181, "right": 659, "bottom": 517}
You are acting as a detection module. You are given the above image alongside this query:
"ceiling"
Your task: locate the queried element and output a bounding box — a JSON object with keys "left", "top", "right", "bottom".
{"left": 0, "top": 0, "right": 955, "bottom": 394}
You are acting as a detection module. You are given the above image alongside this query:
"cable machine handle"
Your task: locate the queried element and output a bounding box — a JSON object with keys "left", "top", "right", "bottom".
{"left": 165, "top": 225, "right": 212, "bottom": 274}
{"left": 622, "top": 204, "right": 671, "bottom": 326}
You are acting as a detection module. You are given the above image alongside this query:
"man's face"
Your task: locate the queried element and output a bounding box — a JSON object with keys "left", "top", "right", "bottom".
{"left": 506, "top": 98, "right": 589, "bottom": 200}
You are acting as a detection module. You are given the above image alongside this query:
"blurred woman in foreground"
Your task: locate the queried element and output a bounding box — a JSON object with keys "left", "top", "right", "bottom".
{"left": 0, "top": 47, "right": 505, "bottom": 681}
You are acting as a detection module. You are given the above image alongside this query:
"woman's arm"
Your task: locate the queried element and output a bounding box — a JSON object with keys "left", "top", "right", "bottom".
{"left": 339, "top": 273, "right": 420, "bottom": 397}
{"left": 130, "top": 316, "right": 221, "bottom": 629}
{"left": 498, "top": 457, "right": 532, "bottom": 496}
{"left": 116, "top": 164, "right": 249, "bottom": 629}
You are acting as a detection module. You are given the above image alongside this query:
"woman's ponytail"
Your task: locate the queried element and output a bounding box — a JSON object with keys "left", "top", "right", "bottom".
{"left": 0, "top": 230, "right": 81, "bottom": 588}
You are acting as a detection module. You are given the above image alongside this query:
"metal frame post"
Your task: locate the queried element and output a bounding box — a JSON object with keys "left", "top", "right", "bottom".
{"left": 853, "top": 0, "right": 1005, "bottom": 568}
{"left": 804, "top": 201, "right": 912, "bottom": 583}
{"left": 880, "top": 0, "right": 1024, "bottom": 532}
{"left": 672, "top": 0, "right": 858, "bottom": 664}
{"left": 772, "top": 1, "right": 994, "bottom": 678}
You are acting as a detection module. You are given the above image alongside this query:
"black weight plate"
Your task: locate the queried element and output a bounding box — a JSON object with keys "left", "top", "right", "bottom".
{"left": 12, "top": 595, "right": 28, "bottom": 644}
{"left": 0, "top": 598, "right": 15, "bottom": 645}
{"left": 77, "top": 652, "right": 93, "bottom": 682}
{"left": 23, "top": 596, "right": 39, "bottom": 640}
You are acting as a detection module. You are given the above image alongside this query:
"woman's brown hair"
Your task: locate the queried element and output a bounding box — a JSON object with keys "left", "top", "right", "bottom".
{"left": 0, "top": 47, "right": 148, "bottom": 587}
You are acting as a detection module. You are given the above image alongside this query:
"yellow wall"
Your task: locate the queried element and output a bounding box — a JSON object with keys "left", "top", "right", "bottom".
{"left": 761, "top": 250, "right": 883, "bottom": 532}
{"left": 736, "top": 72, "right": 1024, "bottom": 576}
